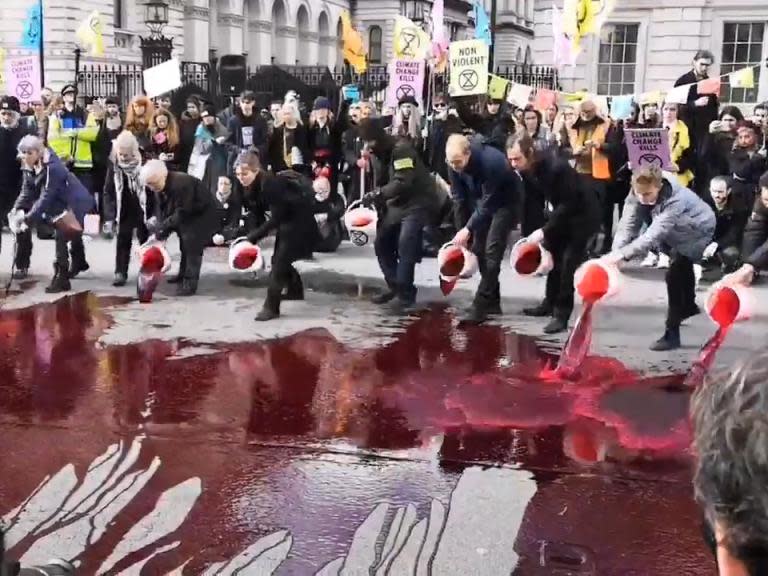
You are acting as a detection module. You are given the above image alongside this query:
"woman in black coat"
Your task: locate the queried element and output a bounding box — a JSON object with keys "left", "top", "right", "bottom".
{"left": 235, "top": 150, "right": 319, "bottom": 321}
{"left": 268, "top": 101, "right": 310, "bottom": 174}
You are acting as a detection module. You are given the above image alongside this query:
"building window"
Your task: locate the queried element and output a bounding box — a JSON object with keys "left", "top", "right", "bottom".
{"left": 596, "top": 24, "right": 638, "bottom": 96}
{"left": 721, "top": 22, "right": 764, "bottom": 104}
{"left": 114, "top": 0, "right": 124, "bottom": 29}
{"left": 368, "top": 26, "right": 382, "bottom": 64}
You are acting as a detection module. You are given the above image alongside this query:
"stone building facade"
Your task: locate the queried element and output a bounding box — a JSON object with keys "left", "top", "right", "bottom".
{"left": 1, "top": 0, "right": 536, "bottom": 91}
{"left": 532, "top": 0, "right": 768, "bottom": 107}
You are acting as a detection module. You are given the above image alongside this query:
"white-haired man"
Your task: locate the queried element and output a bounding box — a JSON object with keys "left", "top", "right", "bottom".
{"left": 140, "top": 159, "right": 219, "bottom": 296}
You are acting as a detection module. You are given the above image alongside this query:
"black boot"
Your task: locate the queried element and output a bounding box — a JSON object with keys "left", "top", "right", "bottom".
{"left": 68, "top": 259, "right": 90, "bottom": 279}
{"left": 112, "top": 273, "right": 127, "bottom": 287}
{"left": 167, "top": 273, "right": 183, "bottom": 285}
{"left": 543, "top": 316, "right": 568, "bottom": 334}
{"left": 460, "top": 306, "right": 489, "bottom": 325}
{"left": 283, "top": 275, "right": 304, "bottom": 301}
{"left": 681, "top": 303, "right": 701, "bottom": 323}
{"left": 255, "top": 291, "right": 281, "bottom": 321}
{"left": 176, "top": 278, "right": 198, "bottom": 296}
{"left": 45, "top": 264, "right": 71, "bottom": 294}
{"left": 12, "top": 268, "right": 28, "bottom": 280}
{"left": 523, "top": 302, "right": 553, "bottom": 317}
{"left": 650, "top": 327, "right": 681, "bottom": 351}
{"left": 371, "top": 289, "right": 397, "bottom": 305}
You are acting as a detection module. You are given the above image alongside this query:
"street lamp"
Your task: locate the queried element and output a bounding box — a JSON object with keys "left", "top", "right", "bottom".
{"left": 144, "top": 0, "right": 169, "bottom": 38}
{"left": 402, "top": 0, "right": 427, "bottom": 25}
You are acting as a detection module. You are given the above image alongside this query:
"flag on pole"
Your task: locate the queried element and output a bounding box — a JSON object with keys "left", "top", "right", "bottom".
{"left": 394, "top": 16, "right": 431, "bottom": 60}
{"left": 472, "top": 1, "right": 492, "bottom": 46}
{"left": 697, "top": 76, "right": 721, "bottom": 96}
{"left": 341, "top": 11, "right": 367, "bottom": 74}
{"left": 552, "top": 5, "right": 579, "bottom": 68}
{"left": 729, "top": 66, "right": 755, "bottom": 89}
{"left": 594, "top": 0, "right": 616, "bottom": 30}
{"left": 20, "top": 0, "right": 43, "bottom": 50}
{"left": 430, "top": 0, "right": 449, "bottom": 71}
{"left": 488, "top": 75, "right": 509, "bottom": 99}
{"left": 76, "top": 10, "right": 105, "bottom": 57}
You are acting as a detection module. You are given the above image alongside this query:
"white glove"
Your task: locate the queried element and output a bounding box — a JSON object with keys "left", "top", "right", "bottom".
{"left": 212, "top": 233, "right": 225, "bottom": 246}
{"left": 8, "top": 210, "right": 26, "bottom": 234}
{"left": 526, "top": 228, "right": 545, "bottom": 245}
{"left": 703, "top": 242, "right": 718, "bottom": 260}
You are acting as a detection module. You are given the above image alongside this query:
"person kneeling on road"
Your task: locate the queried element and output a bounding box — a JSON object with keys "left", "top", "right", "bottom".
{"left": 357, "top": 118, "right": 441, "bottom": 313}
{"left": 234, "top": 150, "right": 319, "bottom": 321}
{"left": 722, "top": 172, "right": 768, "bottom": 287}
{"left": 445, "top": 133, "right": 521, "bottom": 324}
{"left": 140, "top": 159, "right": 219, "bottom": 296}
{"left": 604, "top": 164, "right": 716, "bottom": 351}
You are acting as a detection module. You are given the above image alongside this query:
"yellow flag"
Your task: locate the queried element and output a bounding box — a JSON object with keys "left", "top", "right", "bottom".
{"left": 393, "top": 16, "right": 431, "bottom": 60}
{"left": 76, "top": 10, "right": 105, "bottom": 56}
{"left": 341, "top": 11, "right": 367, "bottom": 73}
{"left": 576, "top": 0, "right": 597, "bottom": 38}
{"left": 729, "top": 66, "right": 755, "bottom": 89}
{"left": 488, "top": 75, "right": 509, "bottom": 100}
{"left": 560, "top": 90, "right": 590, "bottom": 104}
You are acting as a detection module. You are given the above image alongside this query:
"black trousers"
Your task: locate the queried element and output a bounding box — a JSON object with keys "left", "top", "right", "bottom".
{"left": 471, "top": 205, "right": 516, "bottom": 310}
{"left": 177, "top": 235, "right": 205, "bottom": 283}
{"left": 545, "top": 226, "right": 594, "bottom": 320}
{"left": 115, "top": 221, "right": 149, "bottom": 275}
{"left": 602, "top": 180, "right": 629, "bottom": 250}
{"left": 666, "top": 254, "right": 697, "bottom": 329}
{"left": 54, "top": 230, "right": 85, "bottom": 269}
{"left": 264, "top": 243, "right": 304, "bottom": 314}
{"left": 14, "top": 229, "right": 33, "bottom": 269}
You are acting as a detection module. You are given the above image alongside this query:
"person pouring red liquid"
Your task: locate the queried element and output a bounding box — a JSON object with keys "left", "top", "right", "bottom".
{"left": 602, "top": 164, "right": 716, "bottom": 351}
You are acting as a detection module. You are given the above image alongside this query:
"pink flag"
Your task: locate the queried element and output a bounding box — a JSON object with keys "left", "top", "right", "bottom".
{"left": 534, "top": 88, "right": 558, "bottom": 112}
{"left": 552, "top": 5, "right": 579, "bottom": 68}
{"left": 431, "top": 0, "right": 449, "bottom": 67}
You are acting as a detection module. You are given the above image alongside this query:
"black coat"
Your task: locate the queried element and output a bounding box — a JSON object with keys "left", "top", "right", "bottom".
{"left": 426, "top": 116, "right": 465, "bottom": 179}
{"left": 0, "top": 124, "right": 27, "bottom": 205}
{"left": 178, "top": 113, "right": 200, "bottom": 172}
{"left": 526, "top": 151, "right": 601, "bottom": 246}
{"left": 102, "top": 163, "right": 156, "bottom": 230}
{"left": 268, "top": 124, "right": 310, "bottom": 173}
{"left": 675, "top": 70, "right": 719, "bottom": 152}
{"left": 215, "top": 193, "right": 244, "bottom": 241}
{"left": 156, "top": 171, "right": 219, "bottom": 249}
{"left": 729, "top": 149, "right": 767, "bottom": 205}
{"left": 743, "top": 198, "right": 768, "bottom": 269}
{"left": 227, "top": 111, "right": 269, "bottom": 160}
{"left": 455, "top": 101, "right": 516, "bottom": 151}
{"left": 371, "top": 137, "right": 441, "bottom": 227}
{"left": 247, "top": 170, "right": 319, "bottom": 261}
{"left": 713, "top": 195, "right": 749, "bottom": 250}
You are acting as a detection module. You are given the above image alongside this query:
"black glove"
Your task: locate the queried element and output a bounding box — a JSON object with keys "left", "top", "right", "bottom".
{"left": 362, "top": 189, "right": 381, "bottom": 208}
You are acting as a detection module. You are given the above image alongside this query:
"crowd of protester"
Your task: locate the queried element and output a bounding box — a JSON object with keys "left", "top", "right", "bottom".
{"left": 0, "top": 49, "right": 767, "bottom": 332}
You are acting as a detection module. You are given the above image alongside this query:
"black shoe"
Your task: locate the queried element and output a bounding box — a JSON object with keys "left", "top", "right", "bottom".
{"left": 112, "top": 273, "right": 128, "bottom": 287}
{"left": 650, "top": 328, "right": 681, "bottom": 351}
{"left": 176, "top": 279, "right": 198, "bottom": 296}
{"left": 167, "top": 273, "right": 183, "bottom": 285}
{"left": 12, "top": 268, "right": 28, "bottom": 280}
{"left": 45, "top": 265, "right": 71, "bottom": 294}
{"left": 384, "top": 297, "right": 419, "bottom": 315}
{"left": 255, "top": 307, "right": 280, "bottom": 321}
{"left": 543, "top": 317, "right": 568, "bottom": 334}
{"left": 460, "top": 307, "right": 489, "bottom": 325}
{"left": 68, "top": 260, "right": 90, "bottom": 279}
{"left": 371, "top": 290, "right": 397, "bottom": 305}
{"left": 486, "top": 302, "right": 502, "bottom": 316}
{"left": 681, "top": 304, "right": 701, "bottom": 323}
{"left": 523, "top": 303, "right": 553, "bottom": 317}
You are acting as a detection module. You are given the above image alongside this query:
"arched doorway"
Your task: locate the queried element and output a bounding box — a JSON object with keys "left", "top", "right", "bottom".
{"left": 524, "top": 45, "right": 532, "bottom": 65}
{"left": 296, "top": 5, "right": 310, "bottom": 65}
{"left": 318, "top": 11, "right": 330, "bottom": 67}
{"left": 271, "top": 0, "right": 288, "bottom": 64}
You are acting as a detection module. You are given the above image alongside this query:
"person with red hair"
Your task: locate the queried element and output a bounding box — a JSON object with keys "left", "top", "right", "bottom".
{"left": 123, "top": 95, "right": 154, "bottom": 156}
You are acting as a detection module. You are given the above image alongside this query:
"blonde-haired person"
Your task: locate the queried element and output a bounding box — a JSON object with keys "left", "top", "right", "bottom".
{"left": 603, "top": 164, "right": 715, "bottom": 351}
{"left": 268, "top": 100, "right": 309, "bottom": 173}
{"left": 661, "top": 101, "right": 695, "bottom": 188}
{"left": 101, "top": 131, "right": 155, "bottom": 286}
{"left": 148, "top": 108, "right": 180, "bottom": 170}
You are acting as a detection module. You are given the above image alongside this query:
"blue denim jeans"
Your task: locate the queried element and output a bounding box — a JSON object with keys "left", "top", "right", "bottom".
{"left": 374, "top": 211, "right": 426, "bottom": 303}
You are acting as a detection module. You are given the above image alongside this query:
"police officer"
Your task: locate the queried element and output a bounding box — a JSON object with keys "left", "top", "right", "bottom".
{"left": 357, "top": 118, "right": 441, "bottom": 311}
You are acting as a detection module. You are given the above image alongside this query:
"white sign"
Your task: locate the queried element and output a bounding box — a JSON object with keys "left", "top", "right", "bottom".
{"left": 449, "top": 39, "right": 489, "bottom": 97}
{"left": 142, "top": 58, "right": 182, "bottom": 99}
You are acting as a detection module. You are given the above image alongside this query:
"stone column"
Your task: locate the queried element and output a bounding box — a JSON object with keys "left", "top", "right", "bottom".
{"left": 275, "top": 26, "right": 297, "bottom": 65}
{"left": 184, "top": 4, "right": 212, "bottom": 62}
{"left": 247, "top": 19, "right": 272, "bottom": 66}
{"left": 217, "top": 13, "right": 245, "bottom": 55}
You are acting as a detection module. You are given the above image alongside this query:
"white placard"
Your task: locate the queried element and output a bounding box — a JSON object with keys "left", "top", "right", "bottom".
{"left": 142, "top": 58, "right": 182, "bottom": 99}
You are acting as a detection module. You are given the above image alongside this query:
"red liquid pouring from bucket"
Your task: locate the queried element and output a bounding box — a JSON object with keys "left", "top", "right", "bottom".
{"left": 136, "top": 245, "right": 166, "bottom": 304}
{"left": 550, "top": 262, "right": 613, "bottom": 379}
{"left": 683, "top": 286, "right": 742, "bottom": 388}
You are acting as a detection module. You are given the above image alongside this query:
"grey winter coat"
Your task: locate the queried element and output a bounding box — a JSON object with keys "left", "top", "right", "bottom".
{"left": 613, "top": 177, "right": 715, "bottom": 261}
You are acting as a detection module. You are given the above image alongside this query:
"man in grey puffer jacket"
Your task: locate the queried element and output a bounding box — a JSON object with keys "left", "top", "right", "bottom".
{"left": 603, "top": 165, "right": 715, "bottom": 351}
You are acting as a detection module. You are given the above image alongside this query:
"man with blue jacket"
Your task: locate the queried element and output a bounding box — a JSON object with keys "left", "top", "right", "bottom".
{"left": 9, "top": 135, "right": 94, "bottom": 293}
{"left": 605, "top": 164, "right": 716, "bottom": 351}
{"left": 446, "top": 133, "right": 521, "bottom": 324}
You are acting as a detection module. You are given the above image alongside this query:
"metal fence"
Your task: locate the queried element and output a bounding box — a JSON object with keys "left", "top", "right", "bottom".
{"left": 77, "top": 60, "right": 559, "bottom": 111}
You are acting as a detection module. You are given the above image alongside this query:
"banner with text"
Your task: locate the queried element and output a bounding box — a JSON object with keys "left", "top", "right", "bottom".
{"left": 449, "top": 39, "right": 488, "bottom": 97}
{"left": 386, "top": 59, "right": 426, "bottom": 108}
{"left": 625, "top": 128, "right": 673, "bottom": 172}
{"left": 5, "top": 55, "right": 41, "bottom": 103}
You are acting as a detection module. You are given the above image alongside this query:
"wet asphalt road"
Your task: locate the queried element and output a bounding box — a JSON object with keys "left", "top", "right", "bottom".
{"left": 0, "top": 233, "right": 754, "bottom": 574}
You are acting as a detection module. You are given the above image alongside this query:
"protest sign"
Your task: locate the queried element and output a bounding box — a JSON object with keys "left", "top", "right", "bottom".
{"left": 449, "top": 39, "right": 488, "bottom": 97}
{"left": 142, "top": 58, "right": 182, "bottom": 99}
{"left": 386, "top": 59, "right": 425, "bottom": 108}
{"left": 5, "top": 55, "right": 41, "bottom": 102}
{"left": 625, "top": 128, "right": 673, "bottom": 172}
